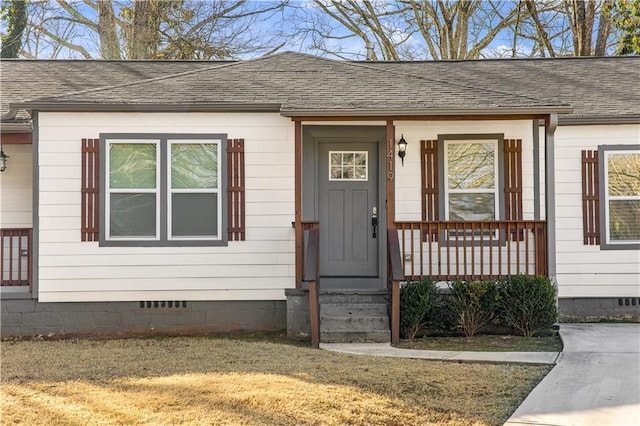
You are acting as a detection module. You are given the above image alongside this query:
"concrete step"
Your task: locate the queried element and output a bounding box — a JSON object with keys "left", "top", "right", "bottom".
{"left": 320, "top": 315, "right": 389, "bottom": 332}
{"left": 318, "top": 290, "right": 391, "bottom": 343}
{"left": 318, "top": 289, "right": 389, "bottom": 304}
{"left": 321, "top": 330, "right": 391, "bottom": 343}
{"left": 320, "top": 302, "right": 388, "bottom": 317}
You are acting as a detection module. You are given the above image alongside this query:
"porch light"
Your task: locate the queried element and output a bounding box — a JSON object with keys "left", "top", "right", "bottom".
{"left": 397, "top": 134, "right": 408, "bottom": 166}
{"left": 0, "top": 146, "right": 8, "bottom": 172}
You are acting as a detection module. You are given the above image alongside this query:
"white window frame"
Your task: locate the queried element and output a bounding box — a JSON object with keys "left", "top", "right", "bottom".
{"left": 105, "top": 139, "right": 161, "bottom": 241}
{"left": 601, "top": 147, "right": 640, "bottom": 248}
{"left": 167, "top": 139, "right": 222, "bottom": 241}
{"left": 443, "top": 139, "right": 499, "bottom": 221}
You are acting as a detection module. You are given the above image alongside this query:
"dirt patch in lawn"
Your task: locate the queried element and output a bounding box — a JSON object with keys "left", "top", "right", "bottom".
{"left": 1, "top": 335, "right": 551, "bottom": 425}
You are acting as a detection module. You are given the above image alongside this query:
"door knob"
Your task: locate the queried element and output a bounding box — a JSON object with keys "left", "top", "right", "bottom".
{"left": 371, "top": 206, "right": 378, "bottom": 238}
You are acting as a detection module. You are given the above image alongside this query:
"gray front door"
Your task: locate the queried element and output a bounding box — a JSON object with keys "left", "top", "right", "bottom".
{"left": 318, "top": 141, "right": 381, "bottom": 288}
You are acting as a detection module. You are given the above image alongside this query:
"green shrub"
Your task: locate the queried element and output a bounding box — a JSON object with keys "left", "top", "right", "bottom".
{"left": 498, "top": 275, "right": 558, "bottom": 337}
{"left": 400, "top": 278, "right": 438, "bottom": 339}
{"left": 449, "top": 280, "right": 498, "bottom": 337}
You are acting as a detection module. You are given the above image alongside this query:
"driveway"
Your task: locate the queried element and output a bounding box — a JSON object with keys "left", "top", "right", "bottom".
{"left": 505, "top": 323, "right": 640, "bottom": 426}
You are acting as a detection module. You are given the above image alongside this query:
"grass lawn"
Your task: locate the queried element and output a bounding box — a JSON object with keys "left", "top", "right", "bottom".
{"left": 1, "top": 334, "right": 551, "bottom": 425}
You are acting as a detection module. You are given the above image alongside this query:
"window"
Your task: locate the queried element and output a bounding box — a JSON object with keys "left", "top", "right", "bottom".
{"left": 329, "top": 151, "right": 368, "bottom": 181}
{"left": 599, "top": 145, "right": 640, "bottom": 249}
{"left": 439, "top": 134, "right": 504, "bottom": 222}
{"left": 101, "top": 134, "right": 226, "bottom": 246}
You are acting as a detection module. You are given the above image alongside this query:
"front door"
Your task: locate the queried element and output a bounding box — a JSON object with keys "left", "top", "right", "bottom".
{"left": 318, "top": 141, "right": 382, "bottom": 288}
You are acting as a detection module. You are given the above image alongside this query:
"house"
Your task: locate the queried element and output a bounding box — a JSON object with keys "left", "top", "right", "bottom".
{"left": 1, "top": 52, "right": 638, "bottom": 342}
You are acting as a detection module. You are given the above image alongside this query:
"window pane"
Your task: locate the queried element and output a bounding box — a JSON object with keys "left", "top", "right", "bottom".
{"left": 609, "top": 200, "right": 640, "bottom": 241}
{"left": 448, "top": 143, "right": 495, "bottom": 189}
{"left": 110, "top": 144, "right": 156, "bottom": 189}
{"left": 449, "top": 193, "right": 495, "bottom": 221}
{"left": 330, "top": 166, "right": 342, "bottom": 179}
{"left": 171, "top": 143, "right": 218, "bottom": 189}
{"left": 608, "top": 153, "right": 640, "bottom": 197}
{"left": 172, "top": 193, "right": 218, "bottom": 237}
{"left": 343, "top": 153, "right": 354, "bottom": 165}
{"left": 110, "top": 193, "right": 156, "bottom": 237}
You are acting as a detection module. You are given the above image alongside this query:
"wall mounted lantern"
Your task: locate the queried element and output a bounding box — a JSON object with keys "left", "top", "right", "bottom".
{"left": 0, "top": 144, "right": 8, "bottom": 172}
{"left": 397, "top": 134, "right": 408, "bottom": 166}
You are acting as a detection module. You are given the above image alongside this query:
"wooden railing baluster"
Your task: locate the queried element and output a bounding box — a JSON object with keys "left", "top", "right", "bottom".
{"left": 391, "top": 221, "right": 548, "bottom": 281}
{"left": 1, "top": 228, "right": 32, "bottom": 288}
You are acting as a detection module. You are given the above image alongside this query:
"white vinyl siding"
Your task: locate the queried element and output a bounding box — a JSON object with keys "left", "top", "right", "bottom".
{"left": 554, "top": 124, "right": 640, "bottom": 298}
{"left": 36, "top": 112, "right": 294, "bottom": 302}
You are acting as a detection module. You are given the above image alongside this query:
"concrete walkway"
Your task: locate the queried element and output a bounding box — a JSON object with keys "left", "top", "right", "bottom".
{"left": 506, "top": 323, "right": 640, "bottom": 426}
{"left": 321, "top": 323, "right": 640, "bottom": 426}
{"left": 320, "top": 342, "right": 560, "bottom": 364}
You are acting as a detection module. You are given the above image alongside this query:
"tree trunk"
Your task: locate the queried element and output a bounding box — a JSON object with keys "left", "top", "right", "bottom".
{"left": 1, "top": 0, "right": 28, "bottom": 58}
{"left": 594, "top": 0, "right": 613, "bottom": 56}
{"left": 97, "top": 0, "right": 121, "bottom": 59}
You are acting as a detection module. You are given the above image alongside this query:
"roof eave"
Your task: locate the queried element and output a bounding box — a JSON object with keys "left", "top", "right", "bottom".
{"left": 11, "top": 102, "right": 283, "bottom": 113}
{"left": 280, "top": 106, "right": 573, "bottom": 117}
{"left": 557, "top": 115, "right": 640, "bottom": 126}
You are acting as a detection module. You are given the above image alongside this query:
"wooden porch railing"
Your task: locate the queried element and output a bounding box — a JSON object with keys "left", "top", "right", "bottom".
{"left": 302, "top": 226, "right": 320, "bottom": 348}
{"left": 394, "top": 221, "right": 547, "bottom": 281}
{"left": 1, "top": 228, "right": 32, "bottom": 289}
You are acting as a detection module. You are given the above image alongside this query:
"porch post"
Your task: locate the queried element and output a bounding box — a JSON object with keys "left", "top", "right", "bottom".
{"left": 386, "top": 120, "right": 395, "bottom": 228}
{"left": 544, "top": 114, "right": 558, "bottom": 282}
{"left": 294, "top": 120, "right": 303, "bottom": 288}
{"left": 533, "top": 119, "right": 541, "bottom": 220}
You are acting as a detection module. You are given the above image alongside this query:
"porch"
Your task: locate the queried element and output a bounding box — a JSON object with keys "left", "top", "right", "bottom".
{"left": 290, "top": 116, "right": 557, "bottom": 347}
{"left": 297, "top": 220, "right": 548, "bottom": 346}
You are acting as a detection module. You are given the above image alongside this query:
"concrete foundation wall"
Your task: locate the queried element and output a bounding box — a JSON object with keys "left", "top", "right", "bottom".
{"left": 1, "top": 298, "right": 286, "bottom": 338}
{"left": 559, "top": 297, "right": 640, "bottom": 322}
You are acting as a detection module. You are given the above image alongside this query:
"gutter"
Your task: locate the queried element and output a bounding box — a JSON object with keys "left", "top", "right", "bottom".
{"left": 556, "top": 115, "right": 640, "bottom": 126}
{"left": 280, "top": 106, "right": 574, "bottom": 117}
{"left": 0, "top": 108, "right": 18, "bottom": 121}
{"left": 10, "top": 102, "right": 282, "bottom": 113}
{"left": 0, "top": 122, "right": 32, "bottom": 132}
{"left": 12, "top": 101, "right": 573, "bottom": 117}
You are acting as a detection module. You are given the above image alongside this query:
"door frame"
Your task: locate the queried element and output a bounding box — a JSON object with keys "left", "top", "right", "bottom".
{"left": 302, "top": 125, "right": 388, "bottom": 287}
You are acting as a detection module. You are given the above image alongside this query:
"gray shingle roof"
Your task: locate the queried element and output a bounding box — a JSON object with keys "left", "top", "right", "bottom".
{"left": 2, "top": 52, "right": 638, "bottom": 123}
